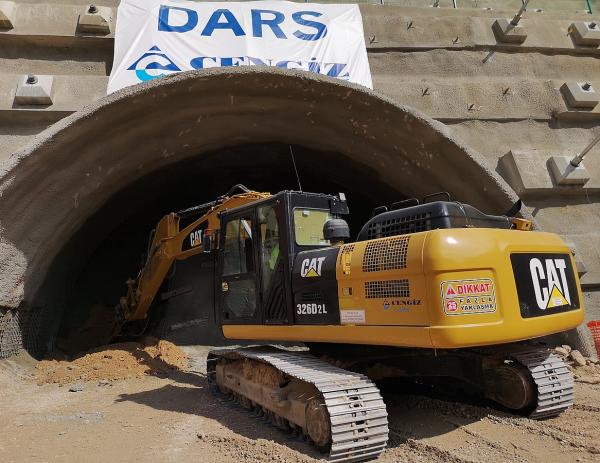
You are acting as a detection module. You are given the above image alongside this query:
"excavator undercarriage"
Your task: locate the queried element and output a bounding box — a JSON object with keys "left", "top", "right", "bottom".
{"left": 208, "top": 343, "right": 574, "bottom": 462}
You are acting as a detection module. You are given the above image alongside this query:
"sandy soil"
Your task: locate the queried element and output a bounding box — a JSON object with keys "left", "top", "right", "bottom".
{"left": 35, "top": 338, "right": 189, "bottom": 385}
{"left": 1, "top": 345, "right": 599, "bottom": 463}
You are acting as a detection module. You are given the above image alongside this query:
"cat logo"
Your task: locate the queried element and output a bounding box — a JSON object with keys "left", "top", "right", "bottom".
{"left": 182, "top": 221, "right": 208, "bottom": 251}
{"left": 189, "top": 230, "right": 203, "bottom": 248}
{"left": 300, "top": 257, "right": 326, "bottom": 278}
{"left": 529, "top": 257, "right": 571, "bottom": 310}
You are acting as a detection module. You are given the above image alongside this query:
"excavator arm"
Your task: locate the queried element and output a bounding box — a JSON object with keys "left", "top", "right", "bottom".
{"left": 113, "top": 186, "right": 270, "bottom": 334}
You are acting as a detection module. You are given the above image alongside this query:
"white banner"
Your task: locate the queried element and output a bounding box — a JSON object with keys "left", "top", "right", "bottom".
{"left": 107, "top": 0, "right": 372, "bottom": 94}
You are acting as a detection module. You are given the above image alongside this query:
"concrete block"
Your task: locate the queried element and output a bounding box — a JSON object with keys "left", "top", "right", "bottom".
{"left": 548, "top": 156, "right": 590, "bottom": 186}
{"left": 76, "top": 5, "right": 112, "bottom": 35}
{"left": 563, "top": 240, "right": 588, "bottom": 277}
{"left": 570, "top": 21, "right": 600, "bottom": 47}
{"left": 561, "top": 82, "right": 599, "bottom": 109}
{"left": 0, "top": 1, "right": 15, "bottom": 30}
{"left": 560, "top": 234, "right": 600, "bottom": 286}
{"left": 499, "top": 150, "right": 553, "bottom": 195}
{"left": 492, "top": 18, "right": 527, "bottom": 44}
{"left": 14, "top": 75, "right": 54, "bottom": 106}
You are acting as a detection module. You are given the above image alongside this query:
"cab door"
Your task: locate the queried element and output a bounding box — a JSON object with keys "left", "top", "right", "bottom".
{"left": 219, "top": 212, "right": 260, "bottom": 324}
{"left": 257, "top": 204, "right": 289, "bottom": 324}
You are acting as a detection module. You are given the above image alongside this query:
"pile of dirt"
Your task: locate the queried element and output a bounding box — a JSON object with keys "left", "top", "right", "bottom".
{"left": 36, "top": 337, "right": 189, "bottom": 385}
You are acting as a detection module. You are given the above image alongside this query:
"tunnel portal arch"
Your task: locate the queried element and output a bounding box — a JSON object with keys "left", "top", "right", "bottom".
{"left": 0, "top": 68, "right": 518, "bottom": 357}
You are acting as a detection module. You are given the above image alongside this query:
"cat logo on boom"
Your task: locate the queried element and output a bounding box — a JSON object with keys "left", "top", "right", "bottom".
{"left": 300, "top": 257, "right": 326, "bottom": 278}
{"left": 529, "top": 257, "right": 571, "bottom": 310}
{"left": 189, "top": 230, "right": 203, "bottom": 248}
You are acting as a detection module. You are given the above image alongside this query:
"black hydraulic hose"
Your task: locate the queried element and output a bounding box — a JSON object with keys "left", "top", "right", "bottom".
{"left": 224, "top": 184, "right": 250, "bottom": 196}
{"left": 177, "top": 184, "right": 251, "bottom": 218}
{"left": 177, "top": 198, "right": 221, "bottom": 219}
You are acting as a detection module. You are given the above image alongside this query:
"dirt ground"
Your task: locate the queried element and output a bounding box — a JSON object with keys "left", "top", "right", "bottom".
{"left": 1, "top": 344, "right": 599, "bottom": 463}
{"left": 35, "top": 338, "right": 189, "bottom": 385}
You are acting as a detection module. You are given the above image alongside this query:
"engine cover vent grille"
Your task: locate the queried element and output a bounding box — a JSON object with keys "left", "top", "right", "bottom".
{"left": 365, "top": 212, "right": 431, "bottom": 240}
{"left": 363, "top": 236, "right": 410, "bottom": 273}
{"left": 341, "top": 243, "right": 356, "bottom": 253}
{"left": 365, "top": 279, "right": 410, "bottom": 299}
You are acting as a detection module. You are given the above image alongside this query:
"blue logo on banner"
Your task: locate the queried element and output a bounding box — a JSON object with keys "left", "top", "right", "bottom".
{"left": 127, "top": 46, "right": 181, "bottom": 82}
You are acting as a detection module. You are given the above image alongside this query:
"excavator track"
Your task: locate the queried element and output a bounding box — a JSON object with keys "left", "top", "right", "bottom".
{"left": 208, "top": 347, "right": 389, "bottom": 462}
{"left": 511, "top": 350, "right": 574, "bottom": 419}
{"left": 305, "top": 343, "right": 575, "bottom": 420}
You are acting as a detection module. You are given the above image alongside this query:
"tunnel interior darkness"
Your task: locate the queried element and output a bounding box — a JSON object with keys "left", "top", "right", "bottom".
{"left": 43, "top": 143, "right": 404, "bottom": 354}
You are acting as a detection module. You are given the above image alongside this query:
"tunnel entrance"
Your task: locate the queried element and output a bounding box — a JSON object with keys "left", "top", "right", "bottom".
{"left": 50, "top": 143, "right": 403, "bottom": 354}
{"left": 0, "top": 68, "right": 518, "bottom": 360}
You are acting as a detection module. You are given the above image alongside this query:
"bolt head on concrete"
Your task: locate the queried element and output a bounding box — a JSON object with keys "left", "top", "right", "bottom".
{"left": 14, "top": 75, "right": 55, "bottom": 106}
{"left": 0, "top": 1, "right": 15, "bottom": 30}
{"left": 570, "top": 21, "right": 600, "bottom": 47}
{"left": 76, "top": 5, "right": 112, "bottom": 35}
{"left": 548, "top": 156, "right": 590, "bottom": 186}
{"left": 561, "top": 82, "right": 599, "bottom": 109}
{"left": 492, "top": 18, "right": 527, "bottom": 44}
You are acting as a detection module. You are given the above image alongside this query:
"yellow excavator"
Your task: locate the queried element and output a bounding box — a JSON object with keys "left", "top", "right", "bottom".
{"left": 115, "top": 185, "right": 584, "bottom": 462}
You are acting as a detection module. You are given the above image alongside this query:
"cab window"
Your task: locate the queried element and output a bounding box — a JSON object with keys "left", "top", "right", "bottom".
{"left": 221, "top": 217, "right": 256, "bottom": 320}
{"left": 293, "top": 208, "right": 332, "bottom": 246}
{"left": 223, "top": 218, "right": 254, "bottom": 276}
{"left": 258, "top": 206, "right": 280, "bottom": 293}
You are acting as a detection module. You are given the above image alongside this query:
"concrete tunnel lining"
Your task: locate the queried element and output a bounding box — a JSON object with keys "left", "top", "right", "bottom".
{"left": 0, "top": 67, "right": 519, "bottom": 355}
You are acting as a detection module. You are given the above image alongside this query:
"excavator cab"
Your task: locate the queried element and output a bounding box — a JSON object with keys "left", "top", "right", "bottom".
{"left": 216, "top": 190, "right": 348, "bottom": 328}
